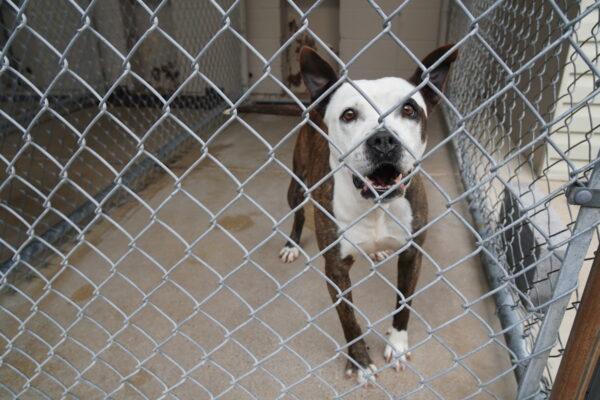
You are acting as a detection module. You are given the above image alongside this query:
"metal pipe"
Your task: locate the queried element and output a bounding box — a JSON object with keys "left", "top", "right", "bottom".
{"left": 442, "top": 111, "right": 529, "bottom": 385}
{"left": 239, "top": 0, "right": 249, "bottom": 91}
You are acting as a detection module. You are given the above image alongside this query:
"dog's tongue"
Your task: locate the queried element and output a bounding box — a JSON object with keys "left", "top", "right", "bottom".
{"left": 364, "top": 173, "right": 404, "bottom": 191}
{"left": 370, "top": 176, "right": 386, "bottom": 186}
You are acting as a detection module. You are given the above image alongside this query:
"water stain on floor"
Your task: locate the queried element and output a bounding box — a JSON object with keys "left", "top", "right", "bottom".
{"left": 128, "top": 369, "right": 151, "bottom": 386}
{"left": 71, "top": 283, "right": 94, "bottom": 303}
{"left": 218, "top": 214, "right": 254, "bottom": 232}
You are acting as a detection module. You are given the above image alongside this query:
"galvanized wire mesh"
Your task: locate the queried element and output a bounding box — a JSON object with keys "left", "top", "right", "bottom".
{"left": 444, "top": 0, "right": 600, "bottom": 395}
{"left": 0, "top": 0, "right": 599, "bottom": 399}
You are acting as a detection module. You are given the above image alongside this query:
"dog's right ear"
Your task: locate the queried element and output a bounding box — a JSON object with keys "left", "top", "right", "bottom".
{"left": 410, "top": 44, "right": 458, "bottom": 110}
{"left": 300, "top": 47, "right": 338, "bottom": 102}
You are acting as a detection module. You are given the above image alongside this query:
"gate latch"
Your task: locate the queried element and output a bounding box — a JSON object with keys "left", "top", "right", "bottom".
{"left": 567, "top": 181, "right": 600, "bottom": 207}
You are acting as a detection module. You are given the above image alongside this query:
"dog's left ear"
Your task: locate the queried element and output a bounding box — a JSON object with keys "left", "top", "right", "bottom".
{"left": 300, "top": 46, "right": 338, "bottom": 102}
{"left": 410, "top": 44, "right": 458, "bottom": 109}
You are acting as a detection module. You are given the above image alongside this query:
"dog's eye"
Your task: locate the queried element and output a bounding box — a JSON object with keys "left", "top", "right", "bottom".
{"left": 340, "top": 108, "right": 358, "bottom": 122}
{"left": 401, "top": 103, "right": 416, "bottom": 118}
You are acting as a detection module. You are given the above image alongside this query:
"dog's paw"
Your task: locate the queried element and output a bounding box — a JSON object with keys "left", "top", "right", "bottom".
{"left": 344, "top": 343, "right": 377, "bottom": 386}
{"left": 369, "top": 251, "right": 390, "bottom": 262}
{"left": 383, "top": 328, "right": 411, "bottom": 372}
{"left": 345, "top": 361, "right": 378, "bottom": 387}
{"left": 279, "top": 245, "right": 299, "bottom": 263}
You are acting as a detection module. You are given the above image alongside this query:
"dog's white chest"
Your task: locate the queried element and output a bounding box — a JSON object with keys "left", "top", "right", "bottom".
{"left": 333, "top": 175, "right": 413, "bottom": 258}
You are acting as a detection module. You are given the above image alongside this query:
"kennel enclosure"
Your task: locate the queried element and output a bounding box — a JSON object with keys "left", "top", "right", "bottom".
{"left": 1, "top": 0, "right": 600, "bottom": 399}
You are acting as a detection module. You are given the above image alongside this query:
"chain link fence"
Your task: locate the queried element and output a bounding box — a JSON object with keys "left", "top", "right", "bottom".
{"left": 0, "top": 0, "right": 241, "bottom": 275}
{"left": 1, "top": 0, "right": 599, "bottom": 399}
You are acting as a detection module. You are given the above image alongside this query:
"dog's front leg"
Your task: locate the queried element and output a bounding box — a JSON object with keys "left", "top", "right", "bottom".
{"left": 384, "top": 245, "right": 422, "bottom": 372}
{"left": 324, "top": 256, "right": 377, "bottom": 385}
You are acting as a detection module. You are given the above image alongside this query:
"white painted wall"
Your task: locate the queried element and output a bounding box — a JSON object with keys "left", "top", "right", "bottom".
{"left": 339, "top": 0, "right": 443, "bottom": 80}
{"left": 244, "top": 0, "right": 285, "bottom": 96}
{"left": 547, "top": 0, "right": 600, "bottom": 180}
{"left": 243, "top": 0, "right": 444, "bottom": 98}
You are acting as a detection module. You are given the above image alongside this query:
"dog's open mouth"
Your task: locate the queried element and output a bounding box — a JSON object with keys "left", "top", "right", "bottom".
{"left": 352, "top": 164, "right": 410, "bottom": 199}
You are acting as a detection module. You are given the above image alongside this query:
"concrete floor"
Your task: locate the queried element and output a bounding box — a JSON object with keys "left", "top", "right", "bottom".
{"left": 0, "top": 112, "right": 518, "bottom": 399}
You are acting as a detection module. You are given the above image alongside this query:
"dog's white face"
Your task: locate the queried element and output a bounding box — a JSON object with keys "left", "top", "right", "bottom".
{"left": 300, "top": 45, "right": 457, "bottom": 201}
{"left": 324, "top": 78, "right": 428, "bottom": 199}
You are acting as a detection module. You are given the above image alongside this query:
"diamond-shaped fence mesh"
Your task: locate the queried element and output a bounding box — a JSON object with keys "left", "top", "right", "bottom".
{"left": 0, "top": 0, "right": 599, "bottom": 399}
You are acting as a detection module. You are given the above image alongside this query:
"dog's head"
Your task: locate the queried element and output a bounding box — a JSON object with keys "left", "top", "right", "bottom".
{"left": 300, "top": 45, "right": 457, "bottom": 201}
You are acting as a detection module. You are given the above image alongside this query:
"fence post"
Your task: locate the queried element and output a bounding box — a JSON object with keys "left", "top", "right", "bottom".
{"left": 550, "top": 245, "right": 600, "bottom": 400}
{"left": 518, "top": 154, "right": 600, "bottom": 399}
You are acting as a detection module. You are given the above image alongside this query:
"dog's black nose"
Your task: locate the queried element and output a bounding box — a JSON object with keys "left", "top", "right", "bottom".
{"left": 366, "top": 130, "right": 400, "bottom": 157}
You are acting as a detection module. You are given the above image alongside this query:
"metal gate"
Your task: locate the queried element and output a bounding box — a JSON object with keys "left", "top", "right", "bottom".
{"left": 1, "top": 0, "right": 599, "bottom": 399}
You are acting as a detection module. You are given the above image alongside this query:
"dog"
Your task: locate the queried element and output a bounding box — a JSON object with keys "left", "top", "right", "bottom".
{"left": 279, "top": 45, "right": 457, "bottom": 384}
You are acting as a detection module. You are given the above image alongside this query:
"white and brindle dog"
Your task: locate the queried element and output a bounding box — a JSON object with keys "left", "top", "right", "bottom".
{"left": 279, "top": 45, "right": 457, "bottom": 384}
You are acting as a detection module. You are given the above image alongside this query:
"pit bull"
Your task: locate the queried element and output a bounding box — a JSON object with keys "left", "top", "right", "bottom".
{"left": 279, "top": 45, "right": 457, "bottom": 384}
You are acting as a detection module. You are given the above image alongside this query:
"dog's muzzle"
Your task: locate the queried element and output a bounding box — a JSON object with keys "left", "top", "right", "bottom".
{"left": 351, "top": 129, "right": 411, "bottom": 200}
{"left": 352, "top": 164, "right": 412, "bottom": 200}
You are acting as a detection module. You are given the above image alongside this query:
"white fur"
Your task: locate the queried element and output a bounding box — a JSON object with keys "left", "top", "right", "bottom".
{"left": 345, "top": 363, "right": 378, "bottom": 386}
{"left": 369, "top": 251, "right": 390, "bottom": 262}
{"left": 279, "top": 246, "right": 299, "bottom": 263}
{"left": 324, "top": 77, "right": 428, "bottom": 177}
{"left": 334, "top": 175, "right": 413, "bottom": 258}
{"left": 324, "top": 77, "right": 424, "bottom": 259}
{"left": 383, "top": 328, "right": 410, "bottom": 372}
